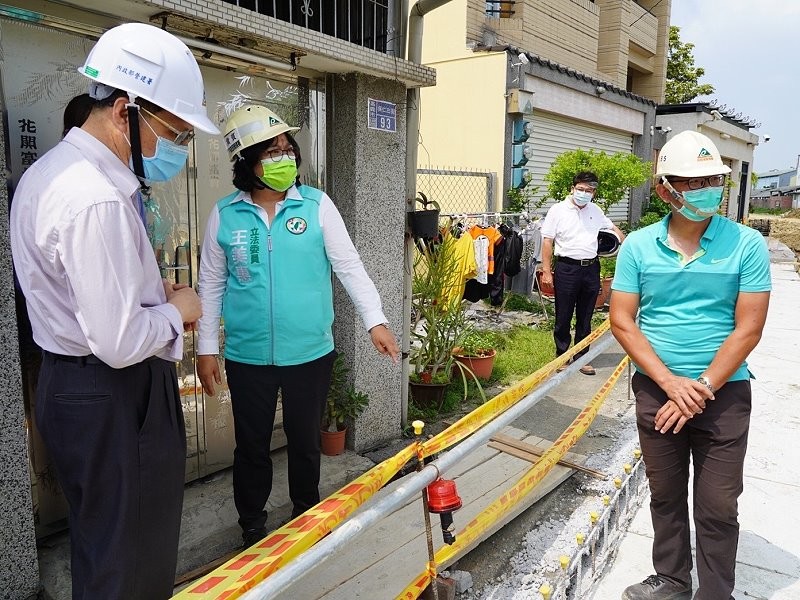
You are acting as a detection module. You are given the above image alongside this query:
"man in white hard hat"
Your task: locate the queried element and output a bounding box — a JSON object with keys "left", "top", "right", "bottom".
{"left": 10, "top": 23, "right": 219, "bottom": 599}
{"left": 610, "top": 130, "right": 771, "bottom": 600}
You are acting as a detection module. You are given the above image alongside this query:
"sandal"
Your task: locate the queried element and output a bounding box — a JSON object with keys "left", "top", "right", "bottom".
{"left": 579, "top": 365, "right": 596, "bottom": 376}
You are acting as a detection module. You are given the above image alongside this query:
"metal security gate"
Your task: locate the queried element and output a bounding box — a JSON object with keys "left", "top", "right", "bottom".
{"left": 525, "top": 112, "right": 634, "bottom": 222}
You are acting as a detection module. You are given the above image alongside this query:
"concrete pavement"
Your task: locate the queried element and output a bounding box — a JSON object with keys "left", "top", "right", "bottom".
{"left": 591, "top": 240, "right": 800, "bottom": 599}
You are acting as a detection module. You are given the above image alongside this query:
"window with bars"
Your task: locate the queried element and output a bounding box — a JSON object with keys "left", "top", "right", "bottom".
{"left": 485, "top": 1, "right": 516, "bottom": 18}
{"left": 222, "top": 0, "right": 390, "bottom": 53}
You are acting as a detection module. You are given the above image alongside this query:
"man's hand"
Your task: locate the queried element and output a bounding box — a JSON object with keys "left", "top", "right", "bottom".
{"left": 164, "top": 280, "right": 202, "bottom": 330}
{"left": 657, "top": 374, "right": 713, "bottom": 419}
{"left": 197, "top": 354, "right": 222, "bottom": 396}
{"left": 540, "top": 270, "right": 553, "bottom": 287}
{"left": 654, "top": 399, "right": 691, "bottom": 434}
{"left": 369, "top": 324, "right": 400, "bottom": 365}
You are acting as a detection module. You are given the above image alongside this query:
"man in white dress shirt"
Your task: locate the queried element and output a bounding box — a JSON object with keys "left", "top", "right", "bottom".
{"left": 540, "top": 171, "right": 625, "bottom": 375}
{"left": 10, "top": 24, "right": 219, "bottom": 599}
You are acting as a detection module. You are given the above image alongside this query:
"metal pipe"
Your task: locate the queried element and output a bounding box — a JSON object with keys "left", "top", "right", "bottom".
{"left": 240, "top": 332, "right": 617, "bottom": 598}
{"left": 401, "top": 0, "right": 456, "bottom": 427}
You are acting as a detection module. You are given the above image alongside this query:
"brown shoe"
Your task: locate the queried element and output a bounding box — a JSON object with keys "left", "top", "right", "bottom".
{"left": 579, "top": 364, "right": 596, "bottom": 376}
{"left": 622, "top": 575, "right": 691, "bottom": 599}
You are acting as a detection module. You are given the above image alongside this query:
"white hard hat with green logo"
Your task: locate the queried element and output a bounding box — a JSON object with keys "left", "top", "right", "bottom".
{"left": 224, "top": 105, "right": 300, "bottom": 161}
{"left": 78, "top": 22, "right": 219, "bottom": 134}
{"left": 655, "top": 130, "right": 731, "bottom": 178}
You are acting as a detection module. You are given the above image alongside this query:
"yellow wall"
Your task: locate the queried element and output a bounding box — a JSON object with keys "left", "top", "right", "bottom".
{"left": 417, "top": 0, "right": 472, "bottom": 63}
{"left": 417, "top": 52, "right": 508, "bottom": 210}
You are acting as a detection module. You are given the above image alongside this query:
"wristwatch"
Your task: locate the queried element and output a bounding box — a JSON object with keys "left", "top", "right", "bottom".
{"left": 697, "top": 375, "right": 715, "bottom": 394}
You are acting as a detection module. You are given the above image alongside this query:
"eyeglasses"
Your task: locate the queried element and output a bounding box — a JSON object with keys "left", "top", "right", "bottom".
{"left": 263, "top": 148, "right": 297, "bottom": 162}
{"left": 669, "top": 175, "right": 726, "bottom": 190}
{"left": 140, "top": 107, "right": 195, "bottom": 145}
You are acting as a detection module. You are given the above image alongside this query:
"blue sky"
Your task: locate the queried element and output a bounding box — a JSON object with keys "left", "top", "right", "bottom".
{"left": 670, "top": 0, "right": 799, "bottom": 174}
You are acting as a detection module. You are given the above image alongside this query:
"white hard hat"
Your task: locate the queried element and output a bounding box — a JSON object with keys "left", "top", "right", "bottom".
{"left": 78, "top": 23, "right": 219, "bottom": 134}
{"left": 655, "top": 130, "right": 730, "bottom": 178}
{"left": 597, "top": 230, "right": 621, "bottom": 257}
{"left": 223, "top": 105, "right": 299, "bottom": 161}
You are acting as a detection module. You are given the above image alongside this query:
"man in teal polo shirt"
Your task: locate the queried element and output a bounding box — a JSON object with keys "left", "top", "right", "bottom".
{"left": 610, "top": 130, "right": 770, "bottom": 600}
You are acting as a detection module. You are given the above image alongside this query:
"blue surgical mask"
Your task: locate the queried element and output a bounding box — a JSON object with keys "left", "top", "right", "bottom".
{"left": 573, "top": 190, "right": 593, "bottom": 206}
{"left": 128, "top": 114, "right": 191, "bottom": 183}
{"left": 678, "top": 186, "right": 723, "bottom": 222}
{"left": 136, "top": 136, "right": 190, "bottom": 182}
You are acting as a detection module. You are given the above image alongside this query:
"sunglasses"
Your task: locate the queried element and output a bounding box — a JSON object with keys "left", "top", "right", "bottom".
{"left": 140, "top": 107, "right": 195, "bottom": 145}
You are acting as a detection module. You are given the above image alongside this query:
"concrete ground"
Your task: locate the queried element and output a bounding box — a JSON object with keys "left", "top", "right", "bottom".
{"left": 592, "top": 241, "right": 800, "bottom": 599}
{"left": 37, "top": 448, "right": 375, "bottom": 599}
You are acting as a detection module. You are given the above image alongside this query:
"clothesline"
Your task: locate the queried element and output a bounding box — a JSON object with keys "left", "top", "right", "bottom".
{"left": 440, "top": 210, "right": 532, "bottom": 219}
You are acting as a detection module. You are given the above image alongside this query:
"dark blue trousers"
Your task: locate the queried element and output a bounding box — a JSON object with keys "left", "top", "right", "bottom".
{"left": 553, "top": 260, "right": 600, "bottom": 358}
{"left": 225, "top": 350, "right": 337, "bottom": 532}
{"left": 36, "top": 352, "right": 185, "bottom": 600}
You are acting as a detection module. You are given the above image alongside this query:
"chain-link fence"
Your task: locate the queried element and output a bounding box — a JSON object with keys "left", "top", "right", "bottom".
{"left": 416, "top": 168, "right": 495, "bottom": 215}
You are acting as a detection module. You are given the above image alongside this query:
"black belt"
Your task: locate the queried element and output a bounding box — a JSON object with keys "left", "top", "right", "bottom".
{"left": 43, "top": 350, "right": 104, "bottom": 366}
{"left": 558, "top": 256, "right": 598, "bottom": 267}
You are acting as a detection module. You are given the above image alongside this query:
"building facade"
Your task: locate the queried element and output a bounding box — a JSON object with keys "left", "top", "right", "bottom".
{"left": 415, "top": 0, "right": 670, "bottom": 222}
{"left": 0, "top": 1, "right": 432, "bottom": 595}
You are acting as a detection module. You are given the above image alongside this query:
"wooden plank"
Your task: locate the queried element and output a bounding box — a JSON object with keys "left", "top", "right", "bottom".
{"left": 488, "top": 434, "right": 607, "bottom": 479}
{"left": 278, "top": 427, "right": 584, "bottom": 599}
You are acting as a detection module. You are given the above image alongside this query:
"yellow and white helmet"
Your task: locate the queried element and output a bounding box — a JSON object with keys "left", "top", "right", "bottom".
{"left": 223, "top": 105, "right": 300, "bottom": 161}
{"left": 655, "top": 130, "right": 730, "bottom": 178}
{"left": 78, "top": 23, "right": 219, "bottom": 134}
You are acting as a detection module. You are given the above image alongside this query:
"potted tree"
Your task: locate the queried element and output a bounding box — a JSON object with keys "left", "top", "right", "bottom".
{"left": 409, "top": 232, "right": 474, "bottom": 409}
{"left": 321, "top": 353, "right": 370, "bottom": 456}
{"left": 452, "top": 329, "right": 499, "bottom": 381}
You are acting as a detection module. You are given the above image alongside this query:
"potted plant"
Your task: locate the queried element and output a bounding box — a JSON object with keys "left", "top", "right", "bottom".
{"left": 407, "top": 191, "right": 441, "bottom": 240}
{"left": 409, "top": 232, "right": 474, "bottom": 409}
{"left": 452, "top": 329, "right": 499, "bottom": 380}
{"left": 595, "top": 256, "right": 616, "bottom": 308}
{"left": 321, "top": 353, "right": 370, "bottom": 456}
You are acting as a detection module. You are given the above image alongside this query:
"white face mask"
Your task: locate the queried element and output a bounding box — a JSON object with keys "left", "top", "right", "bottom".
{"left": 573, "top": 189, "right": 593, "bottom": 206}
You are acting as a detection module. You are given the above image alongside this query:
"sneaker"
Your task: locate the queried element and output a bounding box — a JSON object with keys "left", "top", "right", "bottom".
{"left": 241, "top": 527, "right": 267, "bottom": 548}
{"left": 622, "top": 575, "right": 691, "bottom": 600}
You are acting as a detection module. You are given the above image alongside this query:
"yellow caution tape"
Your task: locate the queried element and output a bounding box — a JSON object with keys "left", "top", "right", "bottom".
{"left": 398, "top": 354, "right": 629, "bottom": 598}
{"left": 179, "top": 321, "right": 614, "bottom": 599}
{"left": 175, "top": 443, "right": 418, "bottom": 598}
{"left": 421, "top": 320, "right": 609, "bottom": 456}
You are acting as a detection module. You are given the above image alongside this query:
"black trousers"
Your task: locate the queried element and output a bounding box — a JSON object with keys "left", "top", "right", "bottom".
{"left": 553, "top": 260, "right": 600, "bottom": 358}
{"left": 36, "top": 352, "right": 186, "bottom": 600}
{"left": 634, "top": 373, "right": 751, "bottom": 600}
{"left": 225, "top": 350, "right": 337, "bottom": 531}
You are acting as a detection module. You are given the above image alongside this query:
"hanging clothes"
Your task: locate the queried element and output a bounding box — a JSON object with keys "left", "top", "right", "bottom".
{"left": 511, "top": 219, "right": 544, "bottom": 297}
{"left": 440, "top": 230, "right": 477, "bottom": 306}
{"left": 469, "top": 224, "right": 503, "bottom": 280}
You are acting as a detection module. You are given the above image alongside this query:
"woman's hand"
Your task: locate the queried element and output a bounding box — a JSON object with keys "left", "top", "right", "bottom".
{"left": 197, "top": 354, "right": 222, "bottom": 396}
{"left": 369, "top": 324, "right": 400, "bottom": 365}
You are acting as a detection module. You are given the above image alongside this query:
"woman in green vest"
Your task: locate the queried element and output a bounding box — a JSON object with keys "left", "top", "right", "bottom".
{"left": 197, "top": 105, "right": 399, "bottom": 548}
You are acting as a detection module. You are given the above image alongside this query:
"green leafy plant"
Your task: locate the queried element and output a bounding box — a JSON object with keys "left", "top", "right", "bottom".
{"left": 410, "top": 234, "right": 472, "bottom": 382}
{"left": 324, "top": 353, "right": 370, "bottom": 432}
{"left": 666, "top": 26, "right": 715, "bottom": 104}
{"left": 455, "top": 329, "right": 501, "bottom": 358}
{"left": 543, "top": 149, "right": 651, "bottom": 215}
{"left": 599, "top": 257, "right": 617, "bottom": 279}
{"left": 506, "top": 176, "right": 542, "bottom": 214}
